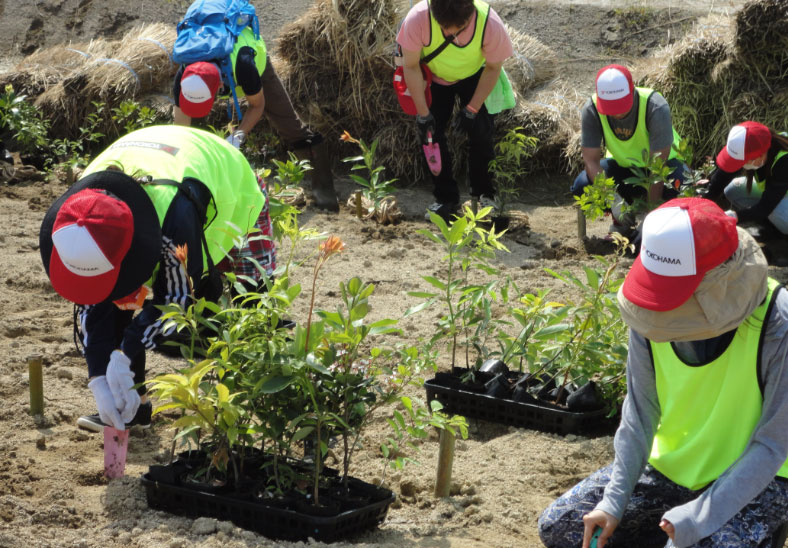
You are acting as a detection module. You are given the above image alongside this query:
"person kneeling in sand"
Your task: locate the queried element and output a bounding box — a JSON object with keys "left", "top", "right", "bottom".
{"left": 539, "top": 198, "right": 788, "bottom": 548}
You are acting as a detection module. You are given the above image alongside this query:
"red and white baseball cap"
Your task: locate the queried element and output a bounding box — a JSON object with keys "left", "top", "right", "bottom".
{"left": 622, "top": 198, "right": 739, "bottom": 312}
{"left": 40, "top": 170, "right": 162, "bottom": 305}
{"left": 48, "top": 189, "right": 134, "bottom": 305}
{"left": 595, "top": 65, "right": 634, "bottom": 116}
{"left": 179, "top": 62, "right": 221, "bottom": 118}
{"left": 715, "top": 121, "right": 772, "bottom": 172}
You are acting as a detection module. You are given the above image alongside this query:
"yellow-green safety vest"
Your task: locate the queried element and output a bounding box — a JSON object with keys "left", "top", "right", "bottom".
{"left": 754, "top": 134, "right": 788, "bottom": 194}
{"left": 81, "top": 125, "right": 263, "bottom": 269}
{"left": 423, "top": 0, "right": 489, "bottom": 82}
{"left": 592, "top": 87, "right": 684, "bottom": 168}
{"left": 648, "top": 278, "right": 788, "bottom": 490}
{"left": 219, "top": 27, "right": 267, "bottom": 100}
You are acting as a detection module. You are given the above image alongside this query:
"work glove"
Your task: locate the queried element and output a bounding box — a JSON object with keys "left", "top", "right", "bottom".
{"left": 88, "top": 376, "right": 124, "bottom": 430}
{"left": 226, "top": 130, "right": 246, "bottom": 149}
{"left": 416, "top": 112, "right": 436, "bottom": 145}
{"left": 106, "top": 350, "right": 140, "bottom": 424}
{"left": 452, "top": 105, "right": 477, "bottom": 134}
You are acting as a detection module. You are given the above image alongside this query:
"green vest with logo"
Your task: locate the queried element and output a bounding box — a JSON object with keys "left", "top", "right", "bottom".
{"left": 423, "top": 0, "right": 488, "bottom": 82}
{"left": 219, "top": 27, "right": 267, "bottom": 100}
{"left": 648, "top": 278, "right": 788, "bottom": 490}
{"left": 592, "top": 87, "right": 683, "bottom": 168}
{"left": 81, "top": 125, "right": 263, "bottom": 270}
{"left": 754, "top": 135, "right": 788, "bottom": 194}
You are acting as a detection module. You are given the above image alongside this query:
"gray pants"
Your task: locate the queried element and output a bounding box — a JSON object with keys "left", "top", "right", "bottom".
{"left": 724, "top": 176, "right": 788, "bottom": 234}
{"left": 538, "top": 464, "right": 788, "bottom": 548}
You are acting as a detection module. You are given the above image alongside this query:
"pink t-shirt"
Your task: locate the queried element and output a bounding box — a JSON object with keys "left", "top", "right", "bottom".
{"left": 396, "top": 0, "right": 513, "bottom": 85}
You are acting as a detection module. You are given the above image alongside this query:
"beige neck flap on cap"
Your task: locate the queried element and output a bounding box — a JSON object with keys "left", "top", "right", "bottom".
{"left": 618, "top": 227, "right": 769, "bottom": 342}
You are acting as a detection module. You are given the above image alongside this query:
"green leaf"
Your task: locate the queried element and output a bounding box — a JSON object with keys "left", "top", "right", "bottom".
{"left": 404, "top": 299, "right": 435, "bottom": 317}
{"left": 422, "top": 276, "right": 447, "bottom": 291}
{"left": 259, "top": 376, "right": 294, "bottom": 393}
{"left": 407, "top": 291, "right": 437, "bottom": 299}
{"left": 292, "top": 426, "right": 315, "bottom": 442}
{"left": 533, "top": 323, "right": 571, "bottom": 338}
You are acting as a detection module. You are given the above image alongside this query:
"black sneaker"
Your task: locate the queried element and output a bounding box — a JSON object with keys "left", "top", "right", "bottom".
{"left": 425, "top": 201, "right": 458, "bottom": 223}
{"left": 76, "top": 401, "right": 153, "bottom": 432}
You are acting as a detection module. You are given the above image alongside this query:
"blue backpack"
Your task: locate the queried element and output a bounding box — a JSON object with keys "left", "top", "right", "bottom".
{"left": 172, "top": 0, "right": 260, "bottom": 120}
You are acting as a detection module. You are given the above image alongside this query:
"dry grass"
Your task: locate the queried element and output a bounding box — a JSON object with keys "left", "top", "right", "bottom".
{"left": 0, "top": 40, "right": 115, "bottom": 97}
{"left": 85, "top": 23, "right": 178, "bottom": 98}
{"left": 733, "top": 0, "right": 788, "bottom": 73}
{"left": 13, "top": 23, "right": 177, "bottom": 140}
{"left": 504, "top": 24, "right": 557, "bottom": 95}
{"left": 632, "top": 5, "right": 786, "bottom": 164}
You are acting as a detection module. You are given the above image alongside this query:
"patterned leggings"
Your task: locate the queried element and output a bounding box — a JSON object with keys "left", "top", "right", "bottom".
{"left": 538, "top": 464, "right": 788, "bottom": 548}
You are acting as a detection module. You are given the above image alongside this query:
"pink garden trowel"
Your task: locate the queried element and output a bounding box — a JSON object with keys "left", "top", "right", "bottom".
{"left": 422, "top": 131, "right": 442, "bottom": 176}
{"left": 103, "top": 426, "right": 129, "bottom": 478}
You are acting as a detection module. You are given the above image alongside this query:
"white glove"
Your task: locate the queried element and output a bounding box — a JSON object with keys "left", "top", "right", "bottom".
{"left": 88, "top": 376, "right": 124, "bottom": 430}
{"left": 106, "top": 350, "right": 140, "bottom": 424}
{"left": 226, "top": 130, "right": 246, "bottom": 149}
{"left": 724, "top": 209, "right": 738, "bottom": 220}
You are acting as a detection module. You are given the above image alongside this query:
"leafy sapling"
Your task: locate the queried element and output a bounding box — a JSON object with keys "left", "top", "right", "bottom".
{"left": 488, "top": 127, "right": 538, "bottom": 219}
{"left": 340, "top": 130, "right": 399, "bottom": 222}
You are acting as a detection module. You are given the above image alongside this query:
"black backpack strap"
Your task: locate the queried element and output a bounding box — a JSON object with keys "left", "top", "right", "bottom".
{"left": 421, "top": 32, "right": 454, "bottom": 65}
{"left": 219, "top": 57, "right": 244, "bottom": 122}
{"left": 145, "top": 178, "right": 216, "bottom": 272}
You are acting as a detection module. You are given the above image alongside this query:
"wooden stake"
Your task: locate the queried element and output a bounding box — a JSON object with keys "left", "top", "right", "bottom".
{"left": 28, "top": 355, "right": 44, "bottom": 416}
{"left": 434, "top": 429, "right": 455, "bottom": 497}
{"left": 577, "top": 207, "right": 587, "bottom": 240}
{"left": 355, "top": 190, "right": 363, "bottom": 219}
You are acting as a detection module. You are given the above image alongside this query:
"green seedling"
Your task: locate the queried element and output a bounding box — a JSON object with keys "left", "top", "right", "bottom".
{"left": 488, "top": 127, "right": 538, "bottom": 218}
{"left": 341, "top": 130, "right": 398, "bottom": 221}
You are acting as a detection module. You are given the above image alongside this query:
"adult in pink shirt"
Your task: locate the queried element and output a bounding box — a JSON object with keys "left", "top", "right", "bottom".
{"left": 397, "top": 0, "right": 513, "bottom": 222}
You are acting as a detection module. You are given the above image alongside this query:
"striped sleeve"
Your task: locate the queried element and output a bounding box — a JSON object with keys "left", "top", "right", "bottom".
{"left": 121, "top": 235, "right": 197, "bottom": 358}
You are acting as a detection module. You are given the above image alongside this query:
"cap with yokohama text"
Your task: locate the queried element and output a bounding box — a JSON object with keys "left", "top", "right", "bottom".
{"left": 595, "top": 64, "right": 634, "bottom": 116}
{"left": 622, "top": 198, "right": 739, "bottom": 311}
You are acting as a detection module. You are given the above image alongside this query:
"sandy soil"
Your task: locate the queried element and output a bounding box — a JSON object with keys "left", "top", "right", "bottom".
{"left": 0, "top": 1, "right": 775, "bottom": 548}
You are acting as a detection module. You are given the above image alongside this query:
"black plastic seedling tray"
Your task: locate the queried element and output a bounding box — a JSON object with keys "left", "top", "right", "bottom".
{"left": 425, "top": 375, "right": 611, "bottom": 435}
{"left": 141, "top": 470, "right": 395, "bottom": 542}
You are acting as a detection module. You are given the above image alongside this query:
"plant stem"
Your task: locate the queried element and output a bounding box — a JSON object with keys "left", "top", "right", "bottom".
{"left": 314, "top": 420, "right": 322, "bottom": 506}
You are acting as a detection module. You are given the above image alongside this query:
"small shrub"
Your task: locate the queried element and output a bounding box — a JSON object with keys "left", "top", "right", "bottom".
{"left": 0, "top": 84, "right": 50, "bottom": 155}
{"left": 488, "top": 127, "right": 538, "bottom": 217}
{"left": 340, "top": 130, "right": 398, "bottom": 220}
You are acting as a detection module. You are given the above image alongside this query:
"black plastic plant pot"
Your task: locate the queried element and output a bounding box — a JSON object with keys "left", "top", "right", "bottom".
{"left": 425, "top": 372, "right": 613, "bottom": 435}
{"left": 566, "top": 381, "right": 604, "bottom": 412}
{"left": 484, "top": 373, "right": 510, "bottom": 398}
{"left": 512, "top": 384, "right": 539, "bottom": 404}
{"left": 492, "top": 215, "right": 510, "bottom": 232}
{"left": 141, "top": 467, "right": 396, "bottom": 543}
{"left": 479, "top": 358, "right": 508, "bottom": 375}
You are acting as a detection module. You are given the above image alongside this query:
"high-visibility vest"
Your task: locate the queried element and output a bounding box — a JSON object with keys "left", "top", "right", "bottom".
{"left": 592, "top": 87, "right": 683, "bottom": 168}
{"left": 423, "top": 0, "right": 489, "bottom": 82}
{"left": 649, "top": 278, "right": 788, "bottom": 490}
{"left": 82, "top": 125, "right": 263, "bottom": 269}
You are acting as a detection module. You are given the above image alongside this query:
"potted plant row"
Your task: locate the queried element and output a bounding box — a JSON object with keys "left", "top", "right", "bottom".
{"left": 412, "top": 210, "right": 629, "bottom": 435}
{"left": 143, "top": 233, "right": 467, "bottom": 542}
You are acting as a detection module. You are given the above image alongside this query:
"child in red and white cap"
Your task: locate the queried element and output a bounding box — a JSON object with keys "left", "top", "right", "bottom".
{"left": 171, "top": 25, "right": 339, "bottom": 212}
{"left": 704, "top": 121, "right": 788, "bottom": 245}
{"left": 40, "top": 125, "right": 277, "bottom": 432}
